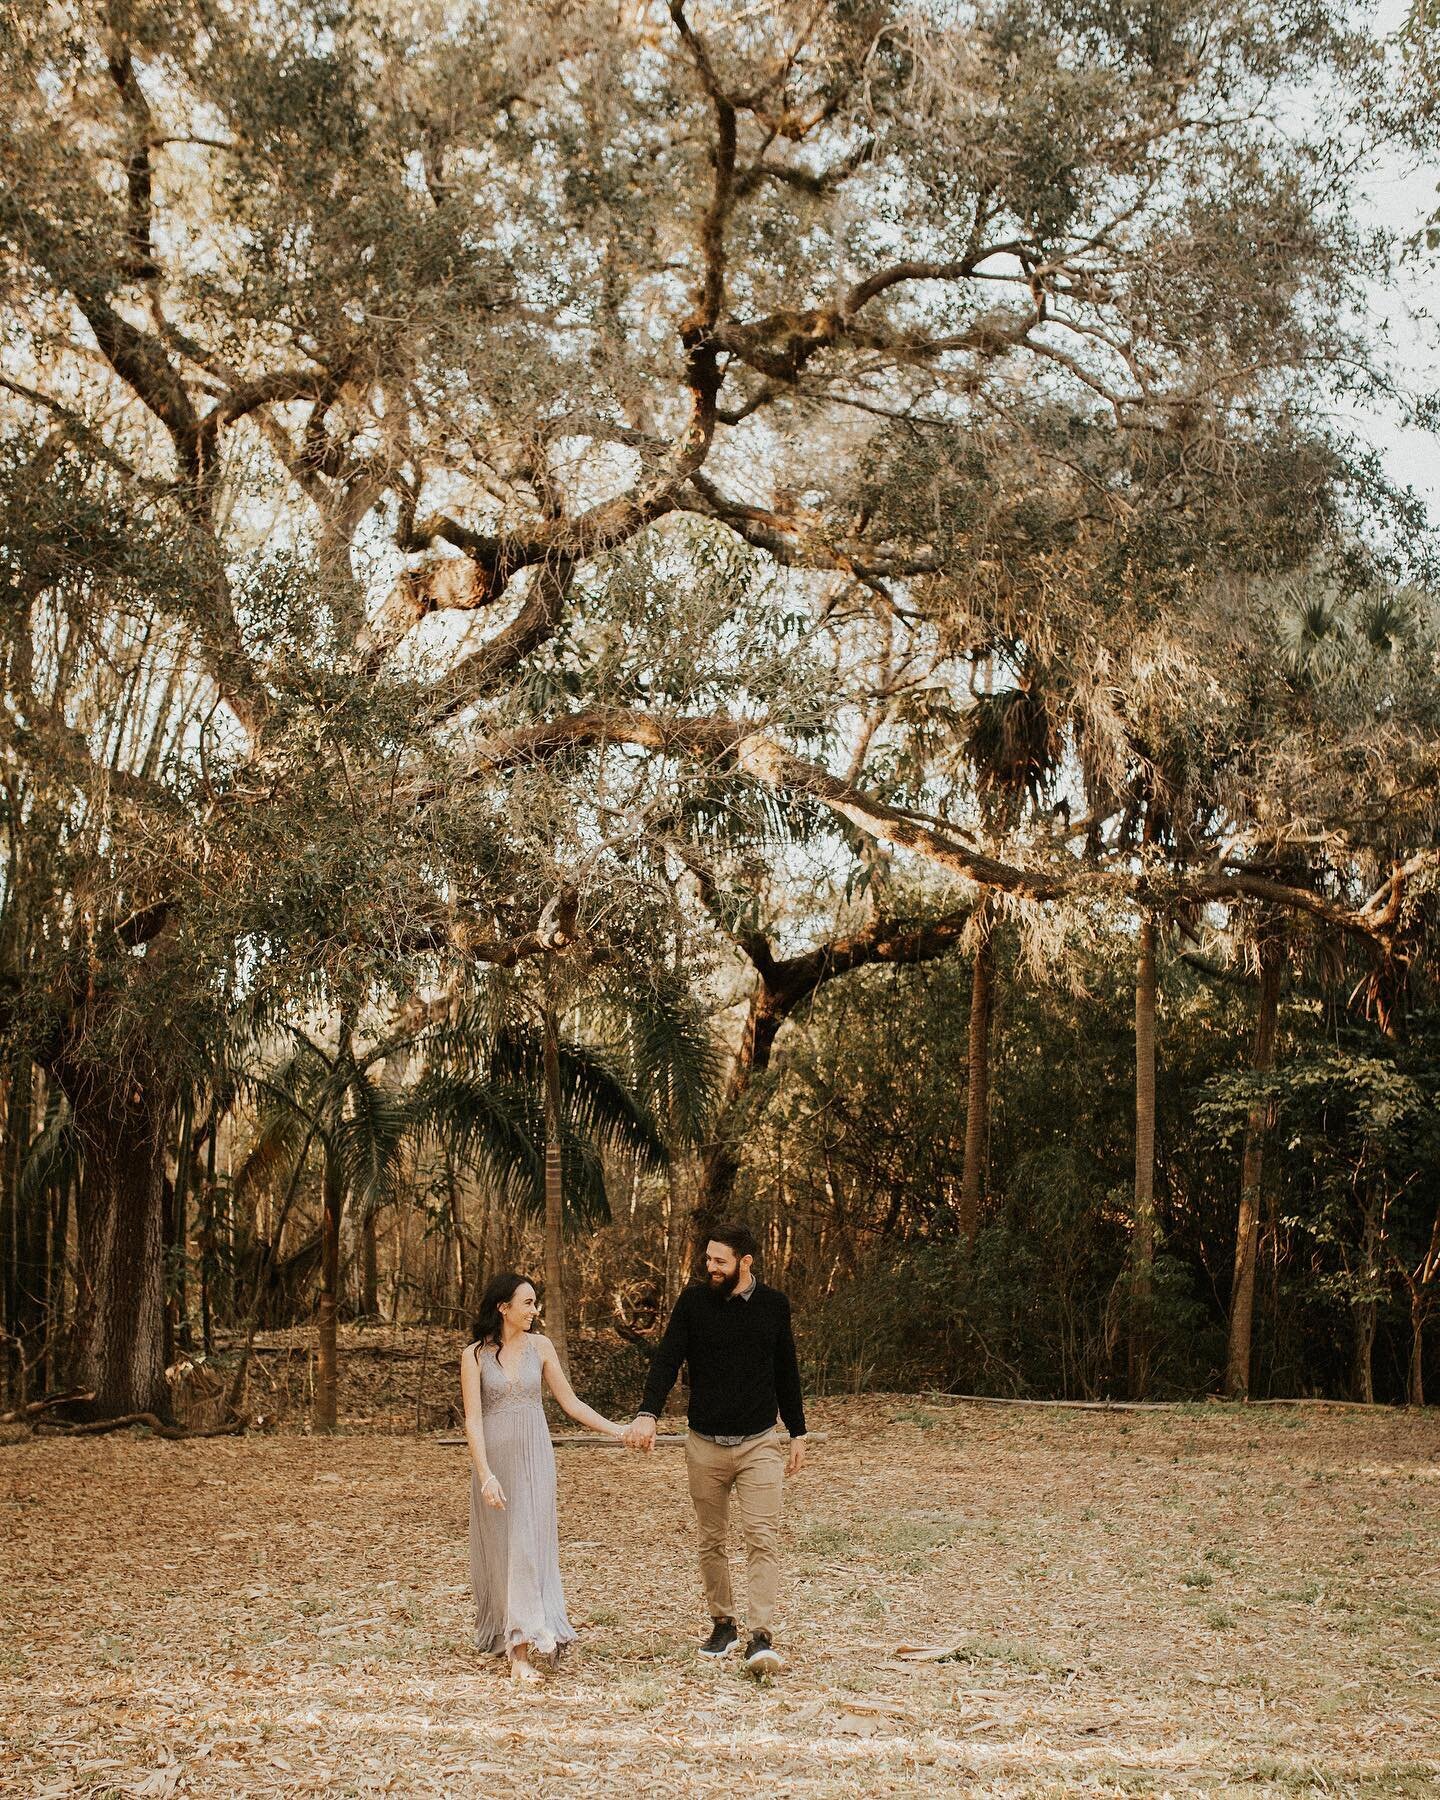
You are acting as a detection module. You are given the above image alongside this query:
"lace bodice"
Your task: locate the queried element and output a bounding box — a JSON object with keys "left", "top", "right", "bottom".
{"left": 476, "top": 1336, "right": 544, "bottom": 1417}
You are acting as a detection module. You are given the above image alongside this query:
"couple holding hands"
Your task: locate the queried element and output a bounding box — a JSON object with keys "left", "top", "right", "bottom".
{"left": 460, "top": 1224, "right": 808, "bottom": 1682}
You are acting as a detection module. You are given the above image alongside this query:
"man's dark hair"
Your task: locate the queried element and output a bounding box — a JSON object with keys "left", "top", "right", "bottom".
{"left": 708, "top": 1222, "right": 758, "bottom": 1262}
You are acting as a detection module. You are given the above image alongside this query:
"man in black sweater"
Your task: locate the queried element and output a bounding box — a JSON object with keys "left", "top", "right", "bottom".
{"left": 623, "top": 1223, "right": 807, "bottom": 1674}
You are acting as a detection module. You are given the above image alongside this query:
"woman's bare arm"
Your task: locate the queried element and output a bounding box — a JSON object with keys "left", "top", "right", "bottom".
{"left": 535, "top": 1336, "right": 623, "bottom": 1437}
{"left": 460, "top": 1345, "right": 507, "bottom": 1507}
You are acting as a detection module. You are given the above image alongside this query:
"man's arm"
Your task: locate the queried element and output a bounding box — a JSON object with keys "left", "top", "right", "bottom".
{"left": 774, "top": 1296, "right": 808, "bottom": 1473}
{"left": 625, "top": 1290, "right": 691, "bottom": 1448}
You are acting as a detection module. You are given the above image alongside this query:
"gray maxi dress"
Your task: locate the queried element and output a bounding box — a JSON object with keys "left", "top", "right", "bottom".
{"left": 467, "top": 1336, "right": 576, "bottom": 1658}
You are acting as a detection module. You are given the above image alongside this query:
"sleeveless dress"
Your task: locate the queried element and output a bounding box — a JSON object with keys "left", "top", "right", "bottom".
{"left": 467, "top": 1336, "right": 576, "bottom": 1658}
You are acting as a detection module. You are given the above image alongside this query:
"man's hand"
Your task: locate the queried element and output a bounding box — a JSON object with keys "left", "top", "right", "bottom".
{"left": 623, "top": 1416, "right": 657, "bottom": 1452}
{"left": 785, "top": 1436, "right": 808, "bottom": 1477}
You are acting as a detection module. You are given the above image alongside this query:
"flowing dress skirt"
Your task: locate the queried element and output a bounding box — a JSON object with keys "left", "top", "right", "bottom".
{"left": 468, "top": 1338, "right": 576, "bottom": 1658}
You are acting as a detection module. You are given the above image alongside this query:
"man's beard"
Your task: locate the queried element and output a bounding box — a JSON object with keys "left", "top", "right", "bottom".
{"left": 707, "top": 1267, "right": 741, "bottom": 1297}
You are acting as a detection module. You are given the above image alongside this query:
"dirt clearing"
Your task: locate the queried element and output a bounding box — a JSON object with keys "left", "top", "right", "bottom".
{"left": 4, "top": 1400, "right": 1438, "bottom": 1796}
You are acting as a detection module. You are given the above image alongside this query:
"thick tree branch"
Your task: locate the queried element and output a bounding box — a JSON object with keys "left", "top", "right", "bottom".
{"left": 432, "top": 556, "right": 577, "bottom": 715}
{"left": 686, "top": 861, "right": 976, "bottom": 1213}
{"left": 417, "top": 706, "right": 1427, "bottom": 937}
{"left": 414, "top": 706, "right": 1066, "bottom": 899}
{"left": 105, "top": 34, "right": 159, "bottom": 280}
{"left": 397, "top": 886, "right": 581, "bottom": 966}
{"left": 686, "top": 471, "right": 942, "bottom": 581}
{"left": 668, "top": 0, "right": 737, "bottom": 334}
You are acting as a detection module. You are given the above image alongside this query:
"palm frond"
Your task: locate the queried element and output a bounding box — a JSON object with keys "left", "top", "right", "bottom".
{"left": 556, "top": 1129, "right": 613, "bottom": 1227}
{"left": 410, "top": 1069, "right": 541, "bottom": 1197}
{"left": 612, "top": 983, "right": 725, "bottom": 1147}
{"left": 334, "top": 1064, "right": 411, "bottom": 1209}
{"left": 490, "top": 1025, "right": 667, "bottom": 1168}
{"left": 231, "top": 1102, "right": 312, "bottom": 1203}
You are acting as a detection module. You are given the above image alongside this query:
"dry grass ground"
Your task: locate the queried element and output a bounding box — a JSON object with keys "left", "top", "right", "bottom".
{"left": 4, "top": 1390, "right": 1439, "bottom": 1797}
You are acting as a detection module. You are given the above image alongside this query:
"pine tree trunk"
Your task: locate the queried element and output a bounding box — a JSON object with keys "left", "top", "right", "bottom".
{"left": 959, "top": 895, "right": 996, "bottom": 1245}
{"left": 315, "top": 1146, "right": 342, "bottom": 1430}
{"left": 1225, "top": 937, "right": 1283, "bottom": 1398}
{"left": 542, "top": 1005, "right": 569, "bottom": 1376}
{"left": 65, "top": 1069, "right": 173, "bottom": 1420}
{"left": 1128, "top": 916, "right": 1158, "bottom": 1399}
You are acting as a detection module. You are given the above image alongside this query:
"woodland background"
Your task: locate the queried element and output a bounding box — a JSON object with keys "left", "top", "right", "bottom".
{"left": 2, "top": 0, "right": 1440, "bottom": 1438}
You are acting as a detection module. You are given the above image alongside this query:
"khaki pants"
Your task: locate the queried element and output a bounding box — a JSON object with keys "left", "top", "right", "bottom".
{"left": 685, "top": 1429, "right": 785, "bottom": 1634}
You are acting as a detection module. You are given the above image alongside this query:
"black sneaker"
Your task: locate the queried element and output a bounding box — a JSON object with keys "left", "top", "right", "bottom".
{"left": 698, "top": 1618, "right": 740, "bottom": 1658}
{"left": 744, "top": 1630, "right": 783, "bottom": 1675}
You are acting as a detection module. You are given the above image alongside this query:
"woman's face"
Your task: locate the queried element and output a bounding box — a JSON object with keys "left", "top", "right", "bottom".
{"left": 499, "top": 1282, "right": 539, "bottom": 1333}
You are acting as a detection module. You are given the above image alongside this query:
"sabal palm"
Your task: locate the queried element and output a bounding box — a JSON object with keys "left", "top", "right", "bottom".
{"left": 237, "top": 995, "right": 679, "bottom": 1420}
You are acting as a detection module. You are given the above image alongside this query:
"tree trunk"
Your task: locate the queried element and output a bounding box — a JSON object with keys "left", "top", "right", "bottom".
{"left": 664, "top": 1160, "right": 685, "bottom": 1307}
{"left": 1, "top": 1056, "right": 31, "bottom": 1403}
{"left": 472, "top": 1181, "right": 491, "bottom": 1320}
{"left": 1224, "top": 935, "right": 1283, "bottom": 1399}
{"left": 541, "top": 1004, "right": 570, "bottom": 1376}
{"left": 1408, "top": 1293, "right": 1425, "bottom": 1409}
{"left": 46, "top": 1174, "right": 72, "bottom": 1392}
{"left": 65, "top": 1068, "right": 173, "bottom": 1421}
{"left": 1404, "top": 1199, "right": 1440, "bottom": 1408}
{"left": 172, "top": 1096, "right": 192, "bottom": 1352}
{"left": 959, "top": 894, "right": 997, "bottom": 1244}
{"left": 360, "top": 1211, "right": 378, "bottom": 1318}
{"left": 315, "top": 1146, "right": 342, "bottom": 1430}
{"left": 694, "top": 996, "right": 772, "bottom": 1243}
{"left": 1128, "top": 915, "right": 1158, "bottom": 1399}
{"left": 1351, "top": 1298, "right": 1377, "bottom": 1405}
{"left": 205, "top": 1105, "right": 226, "bottom": 1326}
{"left": 15, "top": 1065, "right": 49, "bottom": 1401}
{"left": 1350, "top": 1191, "right": 1381, "bottom": 1405}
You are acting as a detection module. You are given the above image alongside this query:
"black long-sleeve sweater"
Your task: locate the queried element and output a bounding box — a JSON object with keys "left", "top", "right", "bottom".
{"left": 638, "top": 1281, "right": 807, "bottom": 1439}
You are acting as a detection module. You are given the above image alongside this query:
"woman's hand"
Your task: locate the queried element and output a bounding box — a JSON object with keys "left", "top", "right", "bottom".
{"left": 480, "top": 1472, "right": 507, "bottom": 1510}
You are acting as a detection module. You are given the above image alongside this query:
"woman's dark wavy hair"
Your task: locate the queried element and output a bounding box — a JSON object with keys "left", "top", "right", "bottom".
{"left": 472, "top": 1272, "right": 534, "bottom": 1348}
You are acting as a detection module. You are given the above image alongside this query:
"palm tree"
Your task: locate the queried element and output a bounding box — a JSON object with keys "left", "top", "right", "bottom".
{"left": 236, "top": 1005, "right": 670, "bottom": 1422}
{"left": 422, "top": 993, "right": 672, "bottom": 1375}
{"left": 600, "top": 978, "right": 725, "bottom": 1306}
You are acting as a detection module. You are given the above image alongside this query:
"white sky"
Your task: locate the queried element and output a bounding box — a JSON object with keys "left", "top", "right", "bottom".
{"left": 1347, "top": 1, "right": 1439, "bottom": 524}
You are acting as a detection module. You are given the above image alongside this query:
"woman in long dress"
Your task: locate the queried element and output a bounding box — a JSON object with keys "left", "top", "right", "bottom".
{"left": 460, "top": 1271, "right": 625, "bottom": 1681}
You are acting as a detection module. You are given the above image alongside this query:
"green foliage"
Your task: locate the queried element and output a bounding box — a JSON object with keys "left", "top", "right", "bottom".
{"left": 744, "top": 937, "right": 1439, "bottom": 1401}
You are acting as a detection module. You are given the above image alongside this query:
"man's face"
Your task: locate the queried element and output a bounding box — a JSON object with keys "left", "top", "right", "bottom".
{"left": 705, "top": 1240, "right": 749, "bottom": 1294}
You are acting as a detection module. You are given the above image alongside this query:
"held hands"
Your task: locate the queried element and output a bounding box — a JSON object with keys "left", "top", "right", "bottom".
{"left": 479, "top": 1472, "right": 507, "bottom": 1510}
{"left": 621, "top": 1415, "right": 657, "bottom": 1453}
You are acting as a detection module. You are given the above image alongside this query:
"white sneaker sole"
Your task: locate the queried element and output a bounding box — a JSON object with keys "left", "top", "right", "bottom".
{"left": 699, "top": 1641, "right": 739, "bottom": 1659}
{"left": 745, "top": 1647, "right": 783, "bottom": 1675}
